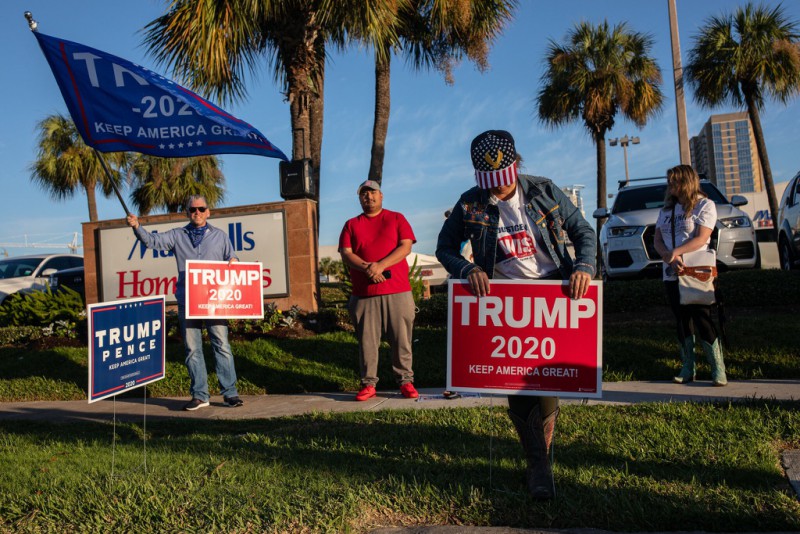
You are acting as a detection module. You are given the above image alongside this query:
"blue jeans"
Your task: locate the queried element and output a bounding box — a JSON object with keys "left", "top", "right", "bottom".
{"left": 178, "top": 308, "right": 239, "bottom": 401}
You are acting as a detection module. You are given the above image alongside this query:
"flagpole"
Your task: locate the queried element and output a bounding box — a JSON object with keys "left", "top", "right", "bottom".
{"left": 24, "top": 11, "right": 37, "bottom": 31}
{"left": 27, "top": 12, "right": 131, "bottom": 216}
{"left": 93, "top": 149, "right": 132, "bottom": 215}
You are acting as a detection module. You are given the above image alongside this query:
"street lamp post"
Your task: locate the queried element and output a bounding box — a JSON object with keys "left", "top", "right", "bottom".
{"left": 609, "top": 135, "right": 640, "bottom": 186}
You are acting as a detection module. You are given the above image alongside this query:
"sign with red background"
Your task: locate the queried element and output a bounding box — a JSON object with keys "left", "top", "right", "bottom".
{"left": 185, "top": 260, "right": 264, "bottom": 319}
{"left": 447, "top": 279, "right": 602, "bottom": 398}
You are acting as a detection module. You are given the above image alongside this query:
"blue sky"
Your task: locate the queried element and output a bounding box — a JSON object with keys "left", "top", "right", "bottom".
{"left": 2, "top": 0, "right": 800, "bottom": 256}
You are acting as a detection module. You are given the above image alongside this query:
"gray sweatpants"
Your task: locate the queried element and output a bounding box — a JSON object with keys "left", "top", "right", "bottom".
{"left": 348, "top": 291, "right": 415, "bottom": 387}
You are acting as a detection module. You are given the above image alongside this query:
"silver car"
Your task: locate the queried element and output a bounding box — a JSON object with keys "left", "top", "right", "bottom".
{"left": 778, "top": 170, "right": 800, "bottom": 270}
{"left": 593, "top": 179, "right": 757, "bottom": 280}
{"left": 0, "top": 254, "right": 84, "bottom": 305}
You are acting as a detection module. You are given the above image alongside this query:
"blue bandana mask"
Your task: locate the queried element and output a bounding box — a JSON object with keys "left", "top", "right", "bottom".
{"left": 187, "top": 224, "right": 207, "bottom": 248}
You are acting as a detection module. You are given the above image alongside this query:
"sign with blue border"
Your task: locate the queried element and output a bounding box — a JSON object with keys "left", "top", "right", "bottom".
{"left": 88, "top": 296, "right": 166, "bottom": 403}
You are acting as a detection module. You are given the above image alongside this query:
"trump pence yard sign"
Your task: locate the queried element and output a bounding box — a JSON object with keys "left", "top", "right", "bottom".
{"left": 88, "top": 296, "right": 166, "bottom": 403}
{"left": 185, "top": 260, "right": 264, "bottom": 319}
{"left": 447, "top": 279, "right": 602, "bottom": 398}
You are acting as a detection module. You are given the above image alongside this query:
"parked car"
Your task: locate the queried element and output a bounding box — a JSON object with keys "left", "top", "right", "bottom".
{"left": 778, "top": 170, "right": 800, "bottom": 270}
{"left": 0, "top": 254, "right": 84, "bottom": 305}
{"left": 49, "top": 265, "right": 86, "bottom": 301}
{"left": 593, "top": 178, "right": 757, "bottom": 280}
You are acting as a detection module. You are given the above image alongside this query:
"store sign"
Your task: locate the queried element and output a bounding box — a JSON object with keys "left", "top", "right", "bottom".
{"left": 97, "top": 210, "right": 288, "bottom": 303}
{"left": 446, "top": 279, "right": 602, "bottom": 398}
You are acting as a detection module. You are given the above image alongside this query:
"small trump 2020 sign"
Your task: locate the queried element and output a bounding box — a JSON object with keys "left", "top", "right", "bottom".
{"left": 184, "top": 260, "right": 264, "bottom": 319}
{"left": 447, "top": 279, "right": 602, "bottom": 398}
{"left": 88, "top": 296, "right": 166, "bottom": 403}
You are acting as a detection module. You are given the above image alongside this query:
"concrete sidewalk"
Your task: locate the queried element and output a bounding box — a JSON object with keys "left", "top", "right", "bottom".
{"left": 1, "top": 379, "right": 797, "bottom": 423}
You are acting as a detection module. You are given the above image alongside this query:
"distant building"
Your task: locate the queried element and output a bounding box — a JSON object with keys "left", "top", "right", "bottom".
{"left": 561, "top": 185, "right": 586, "bottom": 218}
{"left": 690, "top": 111, "right": 763, "bottom": 197}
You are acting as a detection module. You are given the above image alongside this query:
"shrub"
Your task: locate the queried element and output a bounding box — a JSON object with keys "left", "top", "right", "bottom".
{"left": 306, "top": 307, "right": 352, "bottom": 333}
{"left": 415, "top": 292, "right": 448, "bottom": 327}
{"left": 334, "top": 260, "right": 353, "bottom": 298}
{"left": 408, "top": 255, "right": 426, "bottom": 303}
{"left": 0, "top": 288, "right": 85, "bottom": 337}
{"left": 0, "top": 325, "right": 44, "bottom": 346}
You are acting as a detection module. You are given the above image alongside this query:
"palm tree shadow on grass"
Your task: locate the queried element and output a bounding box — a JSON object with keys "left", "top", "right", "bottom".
{"left": 1, "top": 403, "right": 794, "bottom": 531}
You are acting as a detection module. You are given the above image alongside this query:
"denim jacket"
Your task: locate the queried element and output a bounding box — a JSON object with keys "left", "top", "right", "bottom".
{"left": 436, "top": 174, "right": 596, "bottom": 280}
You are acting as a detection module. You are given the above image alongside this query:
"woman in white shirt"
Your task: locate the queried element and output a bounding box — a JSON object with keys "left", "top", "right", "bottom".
{"left": 654, "top": 165, "right": 727, "bottom": 386}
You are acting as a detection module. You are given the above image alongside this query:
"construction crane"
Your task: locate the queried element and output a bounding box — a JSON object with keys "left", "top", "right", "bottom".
{"left": 0, "top": 232, "right": 82, "bottom": 254}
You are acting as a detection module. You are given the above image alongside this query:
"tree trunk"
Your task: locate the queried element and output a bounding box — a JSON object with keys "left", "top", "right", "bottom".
{"left": 744, "top": 92, "right": 780, "bottom": 242}
{"left": 308, "top": 41, "right": 325, "bottom": 310}
{"left": 594, "top": 130, "right": 607, "bottom": 275}
{"left": 289, "top": 89, "right": 311, "bottom": 163}
{"left": 369, "top": 51, "right": 391, "bottom": 184}
{"left": 309, "top": 47, "right": 324, "bottom": 205}
{"left": 85, "top": 180, "right": 99, "bottom": 222}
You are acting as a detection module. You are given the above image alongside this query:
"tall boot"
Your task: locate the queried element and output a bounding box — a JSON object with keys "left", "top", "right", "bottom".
{"left": 542, "top": 406, "right": 560, "bottom": 455}
{"left": 508, "top": 407, "right": 554, "bottom": 499}
{"left": 701, "top": 338, "right": 727, "bottom": 387}
{"left": 673, "top": 336, "right": 696, "bottom": 384}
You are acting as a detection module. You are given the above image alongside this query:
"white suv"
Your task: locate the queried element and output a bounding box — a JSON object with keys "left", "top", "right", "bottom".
{"left": 0, "top": 254, "right": 84, "bottom": 305}
{"left": 593, "top": 179, "right": 757, "bottom": 280}
{"left": 778, "top": 170, "right": 800, "bottom": 270}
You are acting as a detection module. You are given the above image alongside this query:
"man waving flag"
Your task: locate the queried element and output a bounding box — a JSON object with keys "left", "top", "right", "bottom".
{"left": 32, "top": 30, "right": 287, "bottom": 161}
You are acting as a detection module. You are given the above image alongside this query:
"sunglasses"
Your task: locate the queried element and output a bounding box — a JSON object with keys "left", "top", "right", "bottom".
{"left": 188, "top": 206, "right": 208, "bottom": 213}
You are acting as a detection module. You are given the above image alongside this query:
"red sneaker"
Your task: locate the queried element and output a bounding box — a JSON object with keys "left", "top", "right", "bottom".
{"left": 355, "top": 385, "right": 376, "bottom": 401}
{"left": 400, "top": 382, "right": 419, "bottom": 399}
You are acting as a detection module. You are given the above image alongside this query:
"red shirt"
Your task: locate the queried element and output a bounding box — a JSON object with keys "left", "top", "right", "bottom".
{"left": 339, "top": 209, "right": 416, "bottom": 297}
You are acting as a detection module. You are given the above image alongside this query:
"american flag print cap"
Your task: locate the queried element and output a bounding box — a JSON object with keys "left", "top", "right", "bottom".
{"left": 470, "top": 130, "right": 518, "bottom": 189}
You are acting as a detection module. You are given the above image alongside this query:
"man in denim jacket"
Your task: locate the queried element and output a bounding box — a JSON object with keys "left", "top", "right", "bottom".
{"left": 436, "top": 130, "right": 595, "bottom": 499}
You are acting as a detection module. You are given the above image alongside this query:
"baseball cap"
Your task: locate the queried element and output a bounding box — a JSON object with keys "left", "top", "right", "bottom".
{"left": 357, "top": 180, "right": 381, "bottom": 194}
{"left": 470, "top": 130, "right": 518, "bottom": 189}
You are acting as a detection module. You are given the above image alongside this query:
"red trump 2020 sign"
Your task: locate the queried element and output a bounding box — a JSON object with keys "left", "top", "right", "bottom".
{"left": 185, "top": 260, "right": 264, "bottom": 319}
{"left": 447, "top": 279, "right": 602, "bottom": 398}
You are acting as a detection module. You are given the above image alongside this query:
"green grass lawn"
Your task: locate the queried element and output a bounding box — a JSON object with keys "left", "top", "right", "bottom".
{"left": 1, "top": 270, "right": 799, "bottom": 532}
{"left": 1, "top": 402, "right": 798, "bottom": 532}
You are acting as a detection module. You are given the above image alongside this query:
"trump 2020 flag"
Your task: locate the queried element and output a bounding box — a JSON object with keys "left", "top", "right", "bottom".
{"left": 34, "top": 31, "right": 288, "bottom": 160}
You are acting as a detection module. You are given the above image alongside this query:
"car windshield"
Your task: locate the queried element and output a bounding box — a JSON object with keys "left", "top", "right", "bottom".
{"left": 611, "top": 182, "right": 728, "bottom": 214}
{"left": 0, "top": 258, "right": 44, "bottom": 279}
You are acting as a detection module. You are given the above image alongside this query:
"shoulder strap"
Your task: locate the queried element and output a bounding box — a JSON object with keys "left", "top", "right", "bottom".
{"left": 670, "top": 204, "right": 676, "bottom": 249}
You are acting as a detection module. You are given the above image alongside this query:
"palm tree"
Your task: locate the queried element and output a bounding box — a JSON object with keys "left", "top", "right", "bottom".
{"left": 685, "top": 3, "right": 800, "bottom": 242}
{"left": 29, "top": 114, "right": 128, "bottom": 222}
{"left": 362, "top": 0, "right": 516, "bottom": 183}
{"left": 537, "top": 21, "right": 664, "bottom": 246}
{"left": 318, "top": 256, "right": 337, "bottom": 280}
{"left": 129, "top": 155, "right": 225, "bottom": 214}
{"left": 142, "top": 1, "right": 399, "bottom": 203}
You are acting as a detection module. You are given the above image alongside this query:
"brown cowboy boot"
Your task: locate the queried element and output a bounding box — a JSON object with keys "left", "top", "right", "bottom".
{"left": 508, "top": 406, "right": 554, "bottom": 499}
{"left": 542, "top": 406, "right": 560, "bottom": 454}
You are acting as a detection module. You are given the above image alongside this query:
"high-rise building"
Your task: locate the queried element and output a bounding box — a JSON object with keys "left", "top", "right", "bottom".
{"left": 561, "top": 185, "right": 585, "bottom": 218}
{"left": 689, "top": 111, "right": 763, "bottom": 196}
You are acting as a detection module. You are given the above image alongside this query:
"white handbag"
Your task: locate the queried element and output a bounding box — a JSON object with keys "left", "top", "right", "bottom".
{"left": 670, "top": 206, "right": 717, "bottom": 306}
{"left": 678, "top": 249, "right": 717, "bottom": 306}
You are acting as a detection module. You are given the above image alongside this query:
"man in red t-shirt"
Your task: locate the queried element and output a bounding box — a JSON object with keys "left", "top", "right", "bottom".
{"left": 339, "top": 180, "right": 418, "bottom": 401}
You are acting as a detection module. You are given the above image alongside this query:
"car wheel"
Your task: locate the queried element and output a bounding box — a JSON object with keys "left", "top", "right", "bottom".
{"left": 779, "top": 237, "right": 794, "bottom": 271}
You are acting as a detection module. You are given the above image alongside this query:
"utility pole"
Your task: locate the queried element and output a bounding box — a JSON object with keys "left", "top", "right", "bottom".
{"left": 668, "top": 0, "right": 692, "bottom": 165}
{"left": 609, "top": 135, "right": 640, "bottom": 186}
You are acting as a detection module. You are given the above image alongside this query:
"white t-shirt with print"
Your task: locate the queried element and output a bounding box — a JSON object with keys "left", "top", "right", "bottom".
{"left": 491, "top": 183, "right": 558, "bottom": 280}
{"left": 655, "top": 196, "right": 717, "bottom": 281}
